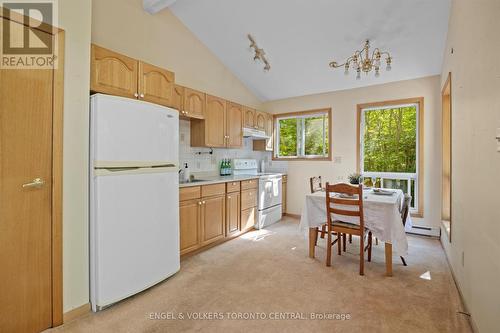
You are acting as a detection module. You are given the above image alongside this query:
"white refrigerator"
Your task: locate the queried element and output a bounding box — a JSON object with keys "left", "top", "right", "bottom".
{"left": 89, "top": 94, "right": 180, "bottom": 312}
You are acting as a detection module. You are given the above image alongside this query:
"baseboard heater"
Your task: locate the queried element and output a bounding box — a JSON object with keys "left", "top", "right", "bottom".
{"left": 407, "top": 224, "right": 440, "bottom": 237}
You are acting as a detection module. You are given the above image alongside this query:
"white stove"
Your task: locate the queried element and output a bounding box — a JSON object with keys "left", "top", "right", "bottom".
{"left": 233, "top": 159, "right": 282, "bottom": 229}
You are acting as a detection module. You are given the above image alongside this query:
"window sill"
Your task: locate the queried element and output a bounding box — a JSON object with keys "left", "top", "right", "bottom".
{"left": 272, "top": 156, "right": 332, "bottom": 161}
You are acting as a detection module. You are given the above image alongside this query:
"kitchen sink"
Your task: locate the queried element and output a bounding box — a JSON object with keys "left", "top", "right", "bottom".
{"left": 179, "top": 179, "right": 207, "bottom": 184}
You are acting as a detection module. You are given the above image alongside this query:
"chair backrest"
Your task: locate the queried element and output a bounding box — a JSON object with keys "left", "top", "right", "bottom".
{"left": 325, "top": 182, "right": 364, "bottom": 230}
{"left": 309, "top": 176, "right": 323, "bottom": 193}
{"left": 401, "top": 194, "right": 412, "bottom": 226}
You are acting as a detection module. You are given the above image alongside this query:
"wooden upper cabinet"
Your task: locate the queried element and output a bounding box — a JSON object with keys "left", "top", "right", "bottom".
{"left": 138, "top": 61, "right": 174, "bottom": 107}
{"left": 243, "top": 107, "right": 256, "bottom": 129}
{"left": 171, "top": 84, "right": 184, "bottom": 111}
{"left": 183, "top": 88, "right": 205, "bottom": 119}
{"left": 204, "top": 95, "right": 227, "bottom": 147}
{"left": 91, "top": 44, "right": 138, "bottom": 98}
{"left": 255, "top": 111, "right": 267, "bottom": 131}
{"left": 226, "top": 102, "right": 243, "bottom": 148}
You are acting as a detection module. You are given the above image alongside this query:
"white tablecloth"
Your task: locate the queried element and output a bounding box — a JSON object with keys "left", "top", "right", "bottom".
{"left": 299, "top": 189, "right": 411, "bottom": 256}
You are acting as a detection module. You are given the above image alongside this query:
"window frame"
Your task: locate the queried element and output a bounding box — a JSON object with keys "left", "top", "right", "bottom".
{"left": 272, "top": 108, "right": 332, "bottom": 161}
{"left": 356, "top": 98, "right": 424, "bottom": 217}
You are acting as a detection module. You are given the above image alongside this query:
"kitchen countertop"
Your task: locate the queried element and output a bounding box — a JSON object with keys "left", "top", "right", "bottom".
{"left": 178, "top": 173, "right": 286, "bottom": 188}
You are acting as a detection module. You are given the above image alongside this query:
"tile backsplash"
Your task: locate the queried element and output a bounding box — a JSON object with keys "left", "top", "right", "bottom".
{"left": 179, "top": 120, "right": 287, "bottom": 175}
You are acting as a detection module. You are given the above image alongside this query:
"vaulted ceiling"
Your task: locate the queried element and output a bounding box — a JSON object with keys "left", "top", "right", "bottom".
{"left": 169, "top": 0, "right": 451, "bottom": 101}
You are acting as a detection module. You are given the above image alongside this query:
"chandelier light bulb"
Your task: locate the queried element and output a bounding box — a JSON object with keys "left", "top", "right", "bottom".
{"left": 356, "top": 70, "right": 361, "bottom": 80}
{"left": 375, "top": 68, "right": 380, "bottom": 77}
{"left": 386, "top": 63, "right": 392, "bottom": 71}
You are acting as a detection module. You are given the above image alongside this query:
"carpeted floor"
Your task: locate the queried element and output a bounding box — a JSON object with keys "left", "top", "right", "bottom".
{"left": 48, "top": 217, "right": 472, "bottom": 333}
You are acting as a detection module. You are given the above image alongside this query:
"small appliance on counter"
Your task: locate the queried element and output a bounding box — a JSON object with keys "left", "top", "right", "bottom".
{"left": 233, "top": 159, "right": 282, "bottom": 229}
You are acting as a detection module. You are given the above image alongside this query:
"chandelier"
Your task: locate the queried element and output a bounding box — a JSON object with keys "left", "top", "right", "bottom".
{"left": 329, "top": 40, "right": 392, "bottom": 79}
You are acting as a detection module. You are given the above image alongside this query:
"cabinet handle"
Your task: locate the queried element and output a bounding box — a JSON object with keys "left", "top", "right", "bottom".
{"left": 228, "top": 196, "right": 231, "bottom": 199}
{"left": 202, "top": 201, "right": 206, "bottom": 204}
{"left": 134, "top": 93, "right": 139, "bottom": 98}
{"left": 140, "top": 93, "right": 145, "bottom": 98}
{"left": 198, "top": 201, "right": 202, "bottom": 205}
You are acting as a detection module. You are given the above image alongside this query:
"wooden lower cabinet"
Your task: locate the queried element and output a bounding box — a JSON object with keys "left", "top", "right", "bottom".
{"left": 226, "top": 191, "right": 240, "bottom": 237}
{"left": 180, "top": 181, "right": 256, "bottom": 256}
{"left": 241, "top": 207, "right": 256, "bottom": 231}
{"left": 200, "top": 195, "right": 226, "bottom": 246}
{"left": 180, "top": 199, "right": 201, "bottom": 255}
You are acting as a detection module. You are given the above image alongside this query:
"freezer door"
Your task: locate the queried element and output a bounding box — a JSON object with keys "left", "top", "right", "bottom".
{"left": 90, "top": 94, "right": 178, "bottom": 167}
{"left": 90, "top": 168, "right": 179, "bottom": 311}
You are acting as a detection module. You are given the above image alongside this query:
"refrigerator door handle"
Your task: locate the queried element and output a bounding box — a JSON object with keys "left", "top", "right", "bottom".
{"left": 94, "top": 166, "right": 179, "bottom": 177}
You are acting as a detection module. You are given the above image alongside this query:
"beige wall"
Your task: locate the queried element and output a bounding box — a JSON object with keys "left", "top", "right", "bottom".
{"left": 263, "top": 76, "right": 442, "bottom": 229}
{"left": 58, "top": 0, "right": 262, "bottom": 313}
{"left": 58, "top": 0, "right": 92, "bottom": 312}
{"left": 91, "top": 0, "right": 261, "bottom": 108}
{"left": 439, "top": 0, "right": 500, "bottom": 331}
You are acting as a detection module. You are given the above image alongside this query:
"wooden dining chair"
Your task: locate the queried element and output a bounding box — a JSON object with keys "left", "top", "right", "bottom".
{"left": 399, "top": 194, "right": 412, "bottom": 266}
{"left": 325, "top": 182, "right": 372, "bottom": 275}
{"left": 309, "top": 176, "right": 323, "bottom": 193}
{"left": 310, "top": 176, "right": 327, "bottom": 241}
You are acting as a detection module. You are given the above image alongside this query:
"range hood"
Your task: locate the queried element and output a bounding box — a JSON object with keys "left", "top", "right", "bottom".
{"left": 243, "top": 127, "right": 269, "bottom": 139}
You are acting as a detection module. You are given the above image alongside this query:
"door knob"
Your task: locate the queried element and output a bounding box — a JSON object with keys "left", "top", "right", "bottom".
{"left": 22, "top": 178, "right": 45, "bottom": 189}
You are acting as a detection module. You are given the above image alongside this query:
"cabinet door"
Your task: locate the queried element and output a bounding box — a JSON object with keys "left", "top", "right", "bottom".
{"left": 180, "top": 199, "right": 201, "bottom": 255}
{"left": 282, "top": 182, "right": 287, "bottom": 215}
{"left": 226, "top": 102, "right": 243, "bottom": 148}
{"left": 183, "top": 88, "right": 205, "bottom": 119}
{"left": 171, "top": 84, "right": 184, "bottom": 111}
{"left": 255, "top": 111, "right": 267, "bottom": 131}
{"left": 90, "top": 44, "right": 138, "bottom": 98}
{"left": 201, "top": 195, "right": 225, "bottom": 246}
{"left": 226, "top": 192, "right": 241, "bottom": 237}
{"left": 241, "top": 207, "right": 256, "bottom": 231}
{"left": 204, "top": 95, "right": 227, "bottom": 148}
{"left": 265, "top": 113, "right": 274, "bottom": 151}
{"left": 138, "top": 61, "right": 174, "bottom": 107}
{"left": 243, "top": 106, "right": 256, "bottom": 129}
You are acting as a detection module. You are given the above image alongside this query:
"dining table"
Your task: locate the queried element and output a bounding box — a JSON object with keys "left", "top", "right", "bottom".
{"left": 300, "top": 188, "right": 412, "bottom": 276}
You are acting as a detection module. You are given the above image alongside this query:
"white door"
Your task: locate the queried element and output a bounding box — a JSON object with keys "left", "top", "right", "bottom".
{"left": 90, "top": 167, "right": 179, "bottom": 311}
{"left": 90, "top": 94, "right": 178, "bottom": 167}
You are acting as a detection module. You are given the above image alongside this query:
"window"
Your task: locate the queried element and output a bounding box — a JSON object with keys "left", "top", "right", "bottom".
{"left": 357, "top": 98, "right": 424, "bottom": 216}
{"left": 274, "top": 108, "right": 331, "bottom": 160}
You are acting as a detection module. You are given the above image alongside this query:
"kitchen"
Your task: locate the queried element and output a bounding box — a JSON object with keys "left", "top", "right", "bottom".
{"left": 1, "top": 0, "right": 498, "bottom": 332}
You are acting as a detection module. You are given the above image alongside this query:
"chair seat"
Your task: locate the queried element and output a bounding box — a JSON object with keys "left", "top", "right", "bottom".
{"left": 331, "top": 220, "right": 360, "bottom": 230}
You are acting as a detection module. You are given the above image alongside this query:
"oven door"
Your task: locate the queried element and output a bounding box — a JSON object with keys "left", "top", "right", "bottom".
{"left": 258, "top": 176, "right": 282, "bottom": 210}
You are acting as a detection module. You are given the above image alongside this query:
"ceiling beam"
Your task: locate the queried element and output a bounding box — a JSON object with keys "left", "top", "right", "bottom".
{"left": 143, "top": 0, "right": 178, "bottom": 14}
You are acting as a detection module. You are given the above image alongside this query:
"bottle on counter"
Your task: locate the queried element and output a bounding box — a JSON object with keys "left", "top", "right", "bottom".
{"left": 220, "top": 159, "right": 226, "bottom": 176}
{"left": 229, "top": 159, "right": 232, "bottom": 175}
